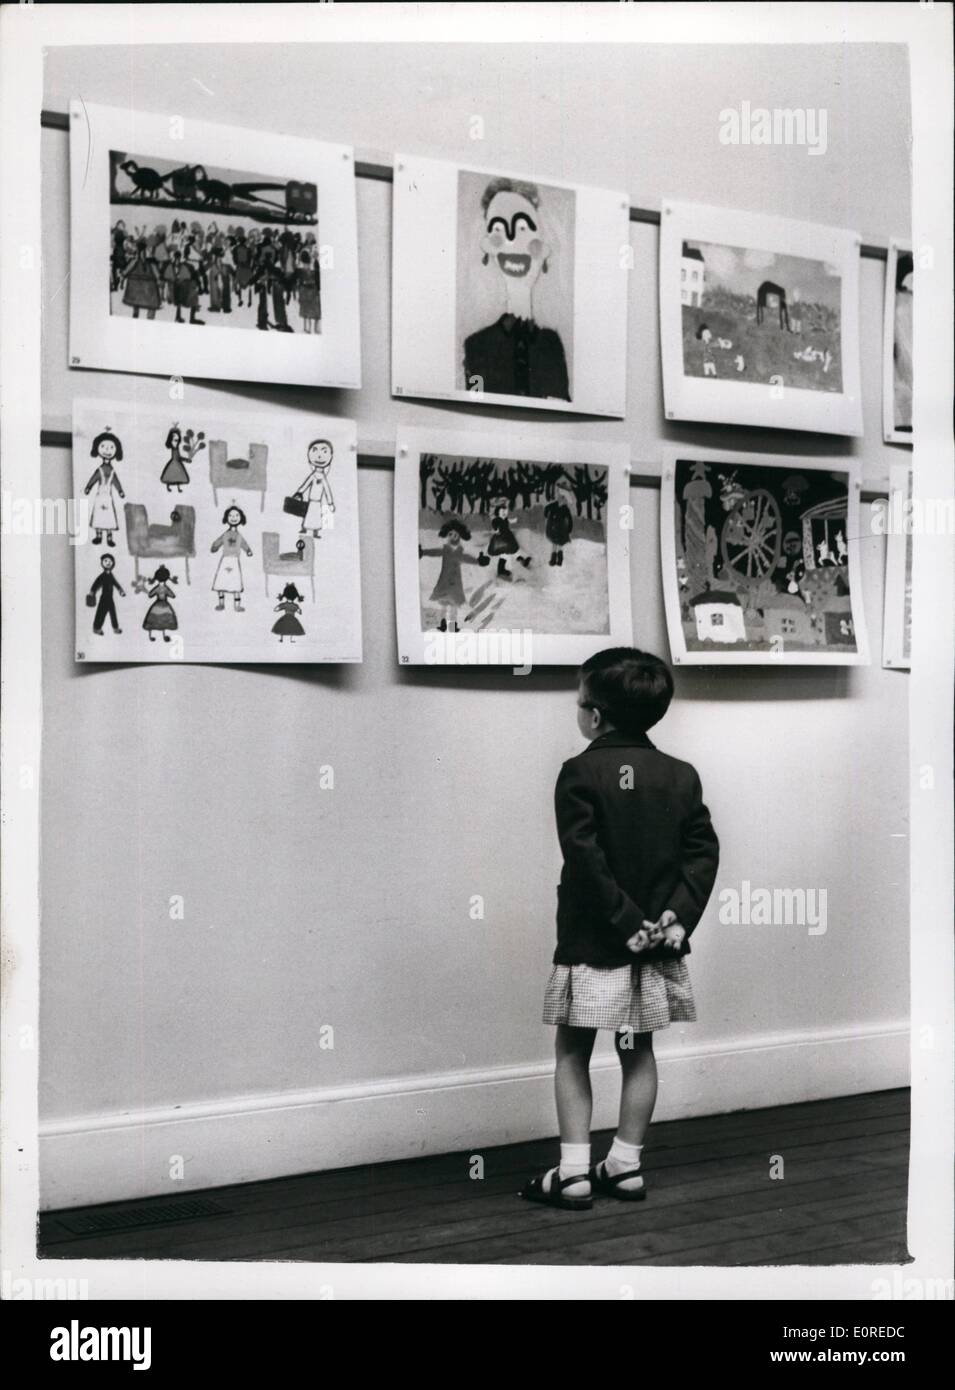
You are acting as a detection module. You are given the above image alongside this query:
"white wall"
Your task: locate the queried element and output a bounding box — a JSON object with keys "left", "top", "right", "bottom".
{"left": 39, "top": 43, "right": 911, "bottom": 1208}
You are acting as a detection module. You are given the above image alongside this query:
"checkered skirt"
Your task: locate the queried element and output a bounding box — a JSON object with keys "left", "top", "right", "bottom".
{"left": 542, "top": 957, "right": 696, "bottom": 1032}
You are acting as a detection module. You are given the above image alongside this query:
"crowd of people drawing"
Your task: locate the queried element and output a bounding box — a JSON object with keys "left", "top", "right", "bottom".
{"left": 110, "top": 219, "right": 322, "bottom": 332}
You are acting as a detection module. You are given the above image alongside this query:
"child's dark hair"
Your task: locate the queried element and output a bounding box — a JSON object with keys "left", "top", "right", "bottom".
{"left": 579, "top": 647, "right": 674, "bottom": 734}
{"left": 439, "top": 518, "right": 471, "bottom": 540}
{"left": 279, "top": 583, "right": 304, "bottom": 602}
{"left": 222, "top": 505, "right": 247, "bottom": 525}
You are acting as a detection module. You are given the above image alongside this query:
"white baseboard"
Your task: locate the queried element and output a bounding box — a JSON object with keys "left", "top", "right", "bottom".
{"left": 39, "top": 1021, "right": 909, "bottom": 1211}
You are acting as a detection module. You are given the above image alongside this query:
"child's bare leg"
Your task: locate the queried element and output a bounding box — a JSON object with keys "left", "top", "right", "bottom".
{"left": 593, "top": 1028, "right": 657, "bottom": 1193}
{"left": 555, "top": 1024, "right": 596, "bottom": 1141}
{"left": 541, "top": 1024, "right": 596, "bottom": 1196}
{"left": 615, "top": 1027, "right": 657, "bottom": 1143}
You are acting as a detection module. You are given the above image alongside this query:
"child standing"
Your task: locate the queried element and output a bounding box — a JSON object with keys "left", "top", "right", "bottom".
{"left": 521, "top": 648, "right": 719, "bottom": 1210}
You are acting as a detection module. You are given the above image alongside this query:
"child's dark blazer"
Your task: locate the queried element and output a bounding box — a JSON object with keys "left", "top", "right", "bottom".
{"left": 554, "top": 730, "right": 719, "bottom": 968}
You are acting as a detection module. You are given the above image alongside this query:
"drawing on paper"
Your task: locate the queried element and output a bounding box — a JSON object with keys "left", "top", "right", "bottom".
{"left": 669, "top": 457, "right": 861, "bottom": 655}
{"left": 680, "top": 241, "right": 843, "bottom": 393}
{"left": 109, "top": 151, "right": 320, "bottom": 333}
{"left": 73, "top": 400, "right": 362, "bottom": 664}
{"left": 417, "top": 453, "right": 609, "bottom": 634}
{"left": 455, "top": 171, "right": 574, "bottom": 401}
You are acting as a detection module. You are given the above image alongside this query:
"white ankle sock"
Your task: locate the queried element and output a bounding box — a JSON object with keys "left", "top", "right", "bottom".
{"left": 606, "top": 1137, "right": 642, "bottom": 1170}
{"left": 543, "top": 1142, "right": 591, "bottom": 1195}
{"left": 601, "top": 1137, "right": 644, "bottom": 1190}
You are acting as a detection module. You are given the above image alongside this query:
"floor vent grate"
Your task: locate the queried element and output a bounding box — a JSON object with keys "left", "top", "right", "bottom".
{"left": 57, "top": 1197, "right": 231, "bottom": 1235}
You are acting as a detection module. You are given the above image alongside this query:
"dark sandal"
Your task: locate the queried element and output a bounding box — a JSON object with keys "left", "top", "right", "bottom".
{"left": 520, "top": 1170, "right": 593, "bottom": 1210}
{"left": 590, "top": 1161, "right": 647, "bottom": 1201}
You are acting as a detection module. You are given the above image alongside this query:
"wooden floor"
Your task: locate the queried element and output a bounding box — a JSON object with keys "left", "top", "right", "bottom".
{"left": 39, "top": 1089, "right": 910, "bottom": 1266}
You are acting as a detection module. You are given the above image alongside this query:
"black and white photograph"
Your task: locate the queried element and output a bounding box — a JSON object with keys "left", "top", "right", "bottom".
{"left": 1, "top": 0, "right": 952, "bottom": 1326}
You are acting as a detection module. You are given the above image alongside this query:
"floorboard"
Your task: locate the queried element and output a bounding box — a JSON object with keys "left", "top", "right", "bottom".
{"left": 38, "top": 1087, "right": 911, "bottom": 1268}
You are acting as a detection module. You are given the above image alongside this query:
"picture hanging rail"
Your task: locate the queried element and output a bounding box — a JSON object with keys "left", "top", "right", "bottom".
{"left": 39, "top": 108, "right": 892, "bottom": 258}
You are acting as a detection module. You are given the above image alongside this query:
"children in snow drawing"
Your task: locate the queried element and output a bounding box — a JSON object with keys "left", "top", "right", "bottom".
{"left": 142, "top": 565, "right": 178, "bottom": 642}
{"left": 160, "top": 424, "right": 206, "bottom": 491}
{"left": 88, "top": 553, "right": 126, "bottom": 635}
{"left": 272, "top": 583, "right": 306, "bottom": 643}
{"left": 544, "top": 485, "right": 574, "bottom": 566}
{"left": 293, "top": 439, "right": 335, "bottom": 539}
{"left": 210, "top": 504, "right": 253, "bottom": 611}
{"left": 487, "top": 498, "right": 532, "bottom": 580}
{"left": 84, "top": 430, "right": 126, "bottom": 545}
{"left": 419, "top": 518, "right": 489, "bottom": 632}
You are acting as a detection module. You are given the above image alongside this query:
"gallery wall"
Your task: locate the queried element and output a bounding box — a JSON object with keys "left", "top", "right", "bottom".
{"left": 39, "top": 42, "right": 912, "bottom": 1207}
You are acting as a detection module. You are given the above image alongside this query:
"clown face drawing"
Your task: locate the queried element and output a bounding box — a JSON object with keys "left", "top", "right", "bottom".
{"left": 462, "top": 177, "right": 570, "bottom": 403}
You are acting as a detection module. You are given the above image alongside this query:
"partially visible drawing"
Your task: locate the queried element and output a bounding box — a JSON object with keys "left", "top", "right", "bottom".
{"left": 883, "top": 241, "right": 913, "bottom": 443}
